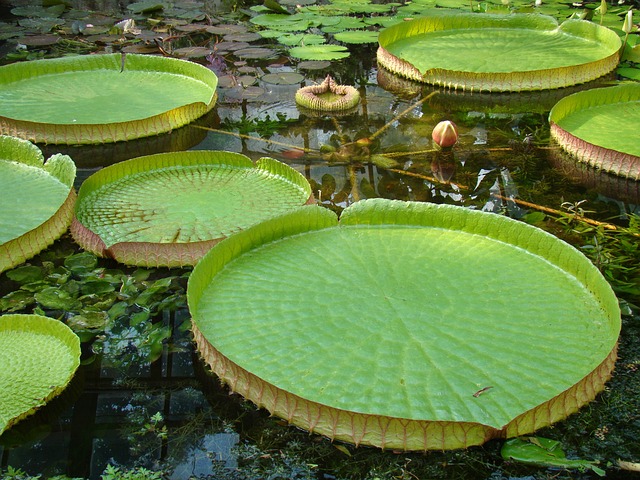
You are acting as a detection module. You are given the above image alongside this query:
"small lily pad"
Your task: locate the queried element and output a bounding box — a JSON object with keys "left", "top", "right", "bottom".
{"left": 235, "top": 47, "right": 278, "bottom": 59}
{"left": 289, "top": 44, "right": 350, "bottom": 60}
{"left": 275, "top": 32, "right": 326, "bottom": 46}
{"left": 333, "top": 30, "right": 379, "bottom": 44}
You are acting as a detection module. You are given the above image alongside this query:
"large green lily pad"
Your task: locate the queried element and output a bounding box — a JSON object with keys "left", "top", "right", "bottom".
{"left": 188, "top": 199, "right": 620, "bottom": 450}
{"left": 0, "top": 135, "right": 76, "bottom": 274}
{"left": 0, "top": 314, "right": 81, "bottom": 435}
{"left": 71, "top": 151, "right": 314, "bottom": 267}
{"left": 0, "top": 53, "right": 218, "bottom": 144}
{"left": 549, "top": 83, "right": 640, "bottom": 179}
{"left": 377, "top": 13, "right": 621, "bottom": 91}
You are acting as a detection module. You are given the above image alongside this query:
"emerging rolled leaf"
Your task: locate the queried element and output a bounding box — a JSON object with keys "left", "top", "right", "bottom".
{"left": 0, "top": 314, "right": 81, "bottom": 434}
{"left": 0, "top": 53, "right": 218, "bottom": 144}
{"left": 295, "top": 75, "right": 361, "bottom": 112}
{"left": 549, "top": 83, "right": 640, "bottom": 179}
{"left": 72, "top": 151, "right": 314, "bottom": 267}
{"left": 377, "top": 14, "right": 621, "bottom": 91}
{"left": 189, "top": 198, "right": 620, "bottom": 451}
{"left": 0, "top": 135, "right": 76, "bottom": 274}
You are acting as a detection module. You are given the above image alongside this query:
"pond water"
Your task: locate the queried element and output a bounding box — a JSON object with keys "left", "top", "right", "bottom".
{"left": 0, "top": 0, "right": 639, "bottom": 479}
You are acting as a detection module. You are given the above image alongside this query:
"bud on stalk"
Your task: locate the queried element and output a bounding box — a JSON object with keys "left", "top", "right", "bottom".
{"left": 432, "top": 120, "right": 459, "bottom": 148}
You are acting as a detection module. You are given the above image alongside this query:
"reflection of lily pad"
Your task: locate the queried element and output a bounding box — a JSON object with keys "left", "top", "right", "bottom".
{"left": 188, "top": 199, "right": 620, "bottom": 450}
{"left": 72, "top": 151, "right": 314, "bottom": 267}
{"left": 0, "top": 314, "right": 81, "bottom": 434}
{"left": 333, "top": 30, "right": 379, "bottom": 44}
{"left": 377, "top": 13, "right": 621, "bottom": 91}
{"left": 549, "top": 83, "right": 640, "bottom": 179}
{"left": 0, "top": 136, "right": 76, "bottom": 274}
{"left": 0, "top": 53, "right": 218, "bottom": 144}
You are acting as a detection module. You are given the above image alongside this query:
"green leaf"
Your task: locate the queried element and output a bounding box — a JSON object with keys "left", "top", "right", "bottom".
{"left": 0, "top": 136, "right": 75, "bottom": 274}
{"left": 72, "top": 151, "right": 313, "bottom": 267}
{"left": 264, "top": 0, "right": 290, "bottom": 14}
{"left": 501, "top": 437, "right": 606, "bottom": 476}
{"left": 35, "top": 286, "right": 81, "bottom": 311}
{"left": 549, "top": 83, "right": 640, "bottom": 178}
{"left": 289, "top": 44, "right": 350, "bottom": 60}
{"left": 377, "top": 13, "right": 621, "bottom": 91}
{"left": 0, "top": 53, "right": 218, "bottom": 144}
{"left": 275, "top": 32, "right": 326, "bottom": 46}
{"left": 66, "top": 311, "right": 110, "bottom": 331}
{"left": 189, "top": 199, "right": 620, "bottom": 450}
{"left": 0, "top": 290, "right": 36, "bottom": 312}
{"left": 64, "top": 252, "right": 98, "bottom": 275}
{"left": 5, "top": 265, "right": 44, "bottom": 284}
{"left": 0, "top": 314, "right": 80, "bottom": 434}
{"left": 333, "top": 30, "right": 379, "bottom": 44}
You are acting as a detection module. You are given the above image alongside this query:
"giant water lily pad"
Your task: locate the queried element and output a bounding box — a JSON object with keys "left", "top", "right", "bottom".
{"left": 0, "top": 314, "right": 81, "bottom": 434}
{"left": 0, "top": 53, "right": 218, "bottom": 144}
{"left": 0, "top": 136, "right": 76, "bottom": 274}
{"left": 377, "top": 13, "right": 621, "bottom": 91}
{"left": 188, "top": 199, "right": 620, "bottom": 450}
{"left": 71, "top": 151, "right": 314, "bottom": 267}
{"left": 549, "top": 83, "right": 640, "bottom": 179}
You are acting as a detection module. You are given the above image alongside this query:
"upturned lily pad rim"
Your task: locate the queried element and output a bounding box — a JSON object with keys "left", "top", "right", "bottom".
{"left": 0, "top": 135, "right": 76, "bottom": 274}
{"left": 295, "top": 75, "right": 361, "bottom": 111}
{"left": 0, "top": 53, "right": 218, "bottom": 144}
{"left": 189, "top": 199, "right": 620, "bottom": 450}
{"left": 377, "top": 13, "right": 621, "bottom": 91}
{"left": 0, "top": 314, "right": 81, "bottom": 435}
{"left": 71, "top": 150, "right": 314, "bottom": 268}
{"left": 549, "top": 82, "right": 640, "bottom": 180}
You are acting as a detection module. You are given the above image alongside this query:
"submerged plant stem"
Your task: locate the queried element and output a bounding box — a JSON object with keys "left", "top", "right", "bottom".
{"left": 368, "top": 91, "right": 439, "bottom": 142}
{"left": 389, "top": 168, "right": 621, "bottom": 231}
{"left": 192, "top": 125, "right": 317, "bottom": 154}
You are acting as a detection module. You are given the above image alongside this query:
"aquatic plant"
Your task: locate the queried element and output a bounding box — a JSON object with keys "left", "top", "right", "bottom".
{"left": 0, "top": 135, "right": 75, "bottom": 274}
{"left": 71, "top": 151, "right": 314, "bottom": 267}
{"left": 295, "top": 75, "right": 360, "bottom": 112}
{"left": 431, "top": 120, "right": 459, "bottom": 148}
{"left": 549, "top": 82, "right": 640, "bottom": 179}
{"left": 377, "top": 14, "right": 622, "bottom": 91}
{"left": 0, "top": 54, "right": 218, "bottom": 144}
{"left": 0, "top": 314, "right": 80, "bottom": 434}
{"left": 189, "top": 199, "right": 620, "bottom": 450}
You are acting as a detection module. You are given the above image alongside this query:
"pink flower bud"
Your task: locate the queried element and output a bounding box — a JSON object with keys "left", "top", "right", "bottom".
{"left": 432, "top": 120, "right": 458, "bottom": 148}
